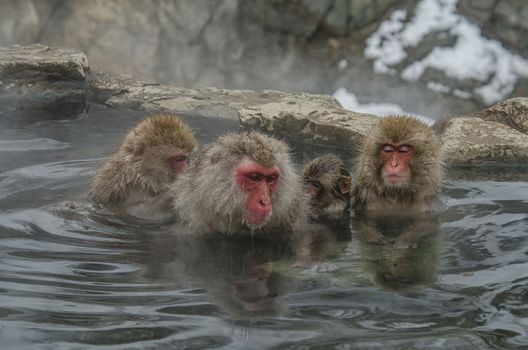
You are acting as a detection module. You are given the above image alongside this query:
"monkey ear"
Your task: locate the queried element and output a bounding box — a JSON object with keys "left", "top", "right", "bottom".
{"left": 123, "top": 131, "right": 145, "bottom": 156}
{"left": 338, "top": 176, "right": 352, "bottom": 194}
{"left": 130, "top": 131, "right": 145, "bottom": 156}
{"left": 134, "top": 142, "right": 145, "bottom": 156}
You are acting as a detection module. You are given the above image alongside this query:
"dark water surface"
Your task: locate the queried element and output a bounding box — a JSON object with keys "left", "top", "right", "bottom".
{"left": 0, "top": 104, "right": 528, "bottom": 349}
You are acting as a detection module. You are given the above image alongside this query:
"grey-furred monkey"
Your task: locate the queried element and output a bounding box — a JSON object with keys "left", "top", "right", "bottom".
{"left": 171, "top": 131, "right": 307, "bottom": 234}
{"left": 90, "top": 114, "right": 196, "bottom": 222}
{"left": 351, "top": 115, "right": 444, "bottom": 249}
{"left": 303, "top": 154, "right": 352, "bottom": 221}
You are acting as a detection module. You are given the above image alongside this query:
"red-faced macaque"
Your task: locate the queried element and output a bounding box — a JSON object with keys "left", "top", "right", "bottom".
{"left": 171, "top": 131, "right": 306, "bottom": 234}
{"left": 303, "top": 154, "right": 352, "bottom": 221}
{"left": 90, "top": 114, "right": 196, "bottom": 222}
{"left": 351, "top": 115, "right": 443, "bottom": 249}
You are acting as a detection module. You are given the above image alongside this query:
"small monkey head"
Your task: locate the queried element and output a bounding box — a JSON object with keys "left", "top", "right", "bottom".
{"left": 122, "top": 114, "right": 196, "bottom": 180}
{"left": 303, "top": 154, "right": 351, "bottom": 218}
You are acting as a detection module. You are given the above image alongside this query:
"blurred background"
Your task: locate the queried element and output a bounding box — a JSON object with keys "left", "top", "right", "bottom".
{"left": 1, "top": 0, "right": 527, "bottom": 119}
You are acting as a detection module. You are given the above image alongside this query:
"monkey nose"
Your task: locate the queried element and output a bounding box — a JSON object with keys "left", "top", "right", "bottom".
{"left": 390, "top": 158, "right": 399, "bottom": 167}
{"left": 259, "top": 198, "right": 271, "bottom": 206}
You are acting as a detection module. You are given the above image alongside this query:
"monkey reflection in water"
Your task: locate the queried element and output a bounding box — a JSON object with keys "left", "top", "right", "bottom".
{"left": 137, "top": 232, "right": 296, "bottom": 318}
{"left": 351, "top": 115, "right": 444, "bottom": 289}
{"left": 359, "top": 227, "right": 441, "bottom": 292}
{"left": 293, "top": 154, "right": 353, "bottom": 266}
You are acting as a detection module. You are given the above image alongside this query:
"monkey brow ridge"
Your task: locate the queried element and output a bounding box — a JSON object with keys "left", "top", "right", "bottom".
{"left": 220, "top": 131, "right": 283, "bottom": 168}
{"left": 370, "top": 116, "right": 437, "bottom": 152}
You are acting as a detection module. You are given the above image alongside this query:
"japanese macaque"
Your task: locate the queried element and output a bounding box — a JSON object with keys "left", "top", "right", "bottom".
{"left": 352, "top": 115, "right": 443, "bottom": 212}
{"left": 90, "top": 114, "right": 196, "bottom": 222}
{"left": 171, "top": 131, "right": 307, "bottom": 234}
{"left": 351, "top": 115, "right": 444, "bottom": 249}
{"left": 303, "top": 154, "right": 352, "bottom": 221}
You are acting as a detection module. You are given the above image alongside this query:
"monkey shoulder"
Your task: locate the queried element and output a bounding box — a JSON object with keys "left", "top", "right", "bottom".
{"left": 91, "top": 155, "right": 165, "bottom": 204}
{"left": 91, "top": 157, "right": 128, "bottom": 203}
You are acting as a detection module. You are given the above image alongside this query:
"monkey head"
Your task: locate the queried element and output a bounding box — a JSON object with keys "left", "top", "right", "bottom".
{"left": 90, "top": 113, "right": 197, "bottom": 214}
{"left": 122, "top": 114, "right": 196, "bottom": 181}
{"left": 173, "top": 131, "right": 304, "bottom": 234}
{"left": 303, "top": 154, "right": 352, "bottom": 220}
{"left": 353, "top": 115, "right": 443, "bottom": 207}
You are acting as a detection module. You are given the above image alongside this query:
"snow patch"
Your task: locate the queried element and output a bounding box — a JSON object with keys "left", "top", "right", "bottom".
{"left": 427, "top": 81, "right": 450, "bottom": 93}
{"left": 364, "top": 0, "right": 528, "bottom": 104}
{"left": 333, "top": 87, "right": 434, "bottom": 125}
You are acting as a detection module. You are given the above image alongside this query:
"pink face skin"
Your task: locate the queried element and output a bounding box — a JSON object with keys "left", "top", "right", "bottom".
{"left": 167, "top": 152, "right": 190, "bottom": 174}
{"left": 235, "top": 161, "right": 281, "bottom": 227}
{"left": 380, "top": 144, "right": 415, "bottom": 185}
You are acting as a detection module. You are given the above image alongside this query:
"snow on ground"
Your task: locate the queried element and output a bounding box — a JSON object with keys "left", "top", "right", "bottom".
{"left": 333, "top": 87, "right": 434, "bottom": 125}
{"left": 363, "top": 0, "right": 528, "bottom": 105}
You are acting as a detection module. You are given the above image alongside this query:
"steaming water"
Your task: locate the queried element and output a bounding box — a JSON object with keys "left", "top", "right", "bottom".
{"left": 0, "top": 104, "right": 528, "bottom": 349}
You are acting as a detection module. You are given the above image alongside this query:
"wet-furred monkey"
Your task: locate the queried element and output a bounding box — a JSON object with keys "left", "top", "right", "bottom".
{"left": 90, "top": 114, "right": 196, "bottom": 222}
{"left": 352, "top": 115, "right": 443, "bottom": 211}
{"left": 171, "top": 131, "right": 306, "bottom": 234}
{"left": 303, "top": 154, "right": 352, "bottom": 221}
{"left": 351, "top": 115, "right": 443, "bottom": 249}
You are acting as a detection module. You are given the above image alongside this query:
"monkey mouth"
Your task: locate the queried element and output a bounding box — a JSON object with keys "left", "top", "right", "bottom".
{"left": 384, "top": 173, "right": 409, "bottom": 186}
{"left": 387, "top": 174, "right": 402, "bottom": 181}
{"left": 243, "top": 211, "right": 272, "bottom": 228}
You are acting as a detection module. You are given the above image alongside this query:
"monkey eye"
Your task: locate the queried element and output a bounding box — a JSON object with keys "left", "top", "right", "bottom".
{"left": 170, "top": 155, "right": 188, "bottom": 162}
{"left": 266, "top": 174, "right": 279, "bottom": 183}
{"left": 397, "top": 145, "right": 414, "bottom": 155}
{"left": 381, "top": 145, "right": 395, "bottom": 153}
{"left": 309, "top": 180, "right": 322, "bottom": 189}
{"left": 247, "top": 173, "right": 263, "bottom": 182}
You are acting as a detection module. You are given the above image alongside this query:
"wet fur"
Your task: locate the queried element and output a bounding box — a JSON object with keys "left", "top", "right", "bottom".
{"left": 303, "top": 154, "right": 351, "bottom": 220}
{"left": 171, "top": 131, "right": 307, "bottom": 234}
{"left": 352, "top": 115, "right": 443, "bottom": 211}
{"left": 90, "top": 114, "right": 196, "bottom": 220}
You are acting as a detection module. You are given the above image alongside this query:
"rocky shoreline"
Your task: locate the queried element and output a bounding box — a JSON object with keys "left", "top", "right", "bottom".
{"left": 1, "top": 44, "right": 528, "bottom": 165}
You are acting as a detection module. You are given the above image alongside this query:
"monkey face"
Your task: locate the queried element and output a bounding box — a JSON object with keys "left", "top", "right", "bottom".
{"left": 139, "top": 145, "right": 191, "bottom": 180}
{"left": 304, "top": 178, "right": 323, "bottom": 198}
{"left": 235, "top": 160, "right": 281, "bottom": 228}
{"left": 379, "top": 143, "right": 414, "bottom": 186}
{"left": 167, "top": 152, "right": 191, "bottom": 174}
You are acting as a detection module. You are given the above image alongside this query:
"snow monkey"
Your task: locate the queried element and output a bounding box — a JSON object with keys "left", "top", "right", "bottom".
{"left": 302, "top": 154, "right": 352, "bottom": 221}
{"left": 90, "top": 114, "right": 196, "bottom": 221}
{"left": 351, "top": 115, "right": 444, "bottom": 248}
{"left": 352, "top": 115, "right": 443, "bottom": 211}
{"left": 171, "top": 131, "right": 307, "bottom": 234}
